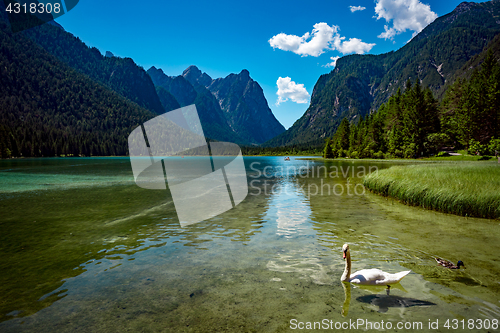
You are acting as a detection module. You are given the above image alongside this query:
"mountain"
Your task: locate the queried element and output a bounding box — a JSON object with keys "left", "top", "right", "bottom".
{"left": 449, "top": 32, "right": 500, "bottom": 82}
{"left": 19, "top": 17, "right": 165, "bottom": 115}
{"left": 155, "top": 86, "right": 180, "bottom": 112}
{"left": 265, "top": 0, "right": 500, "bottom": 147}
{"left": 0, "top": 10, "right": 157, "bottom": 158}
{"left": 206, "top": 69, "right": 286, "bottom": 144}
{"left": 1, "top": 0, "right": 285, "bottom": 148}
{"left": 147, "top": 66, "right": 246, "bottom": 144}
{"left": 148, "top": 65, "right": 285, "bottom": 145}
{"left": 183, "top": 65, "right": 213, "bottom": 87}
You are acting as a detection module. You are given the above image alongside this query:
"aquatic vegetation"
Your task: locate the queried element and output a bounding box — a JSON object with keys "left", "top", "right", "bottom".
{"left": 363, "top": 162, "right": 500, "bottom": 218}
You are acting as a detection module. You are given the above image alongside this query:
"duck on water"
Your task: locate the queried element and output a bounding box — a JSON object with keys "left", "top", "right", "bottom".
{"left": 435, "top": 258, "right": 466, "bottom": 269}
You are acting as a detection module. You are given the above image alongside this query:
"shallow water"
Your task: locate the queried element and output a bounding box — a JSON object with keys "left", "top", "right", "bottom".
{"left": 0, "top": 157, "right": 499, "bottom": 332}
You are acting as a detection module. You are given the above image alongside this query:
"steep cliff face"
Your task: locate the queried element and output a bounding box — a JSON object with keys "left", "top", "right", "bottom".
{"left": 148, "top": 65, "right": 285, "bottom": 145}
{"left": 182, "top": 65, "right": 213, "bottom": 87}
{"left": 149, "top": 68, "right": 198, "bottom": 108}
{"left": 207, "top": 69, "right": 285, "bottom": 144}
{"left": 155, "top": 86, "right": 180, "bottom": 113}
{"left": 265, "top": 0, "right": 500, "bottom": 147}
{"left": 148, "top": 66, "right": 245, "bottom": 144}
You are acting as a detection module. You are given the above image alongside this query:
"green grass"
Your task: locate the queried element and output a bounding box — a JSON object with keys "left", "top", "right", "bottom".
{"left": 308, "top": 154, "right": 497, "bottom": 163}
{"left": 424, "top": 154, "right": 495, "bottom": 161}
{"left": 363, "top": 162, "right": 500, "bottom": 219}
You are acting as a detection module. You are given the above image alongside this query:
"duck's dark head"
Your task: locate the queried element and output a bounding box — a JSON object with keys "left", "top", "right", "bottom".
{"left": 457, "top": 261, "right": 466, "bottom": 269}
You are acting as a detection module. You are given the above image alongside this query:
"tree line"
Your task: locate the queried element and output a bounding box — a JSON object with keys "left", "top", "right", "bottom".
{"left": 324, "top": 51, "right": 500, "bottom": 159}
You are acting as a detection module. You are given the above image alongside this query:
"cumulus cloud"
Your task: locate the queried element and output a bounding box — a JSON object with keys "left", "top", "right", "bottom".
{"left": 375, "top": 0, "right": 438, "bottom": 40}
{"left": 269, "top": 23, "right": 336, "bottom": 57}
{"left": 269, "top": 23, "right": 375, "bottom": 57}
{"left": 276, "top": 77, "right": 310, "bottom": 105}
{"left": 324, "top": 56, "right": 341, "bottom": 68}
{"left": 349, "top": 5, "right": 366, "bottom": 12}
{"left": 333, "top": 36, "right": 375, "bottom": 54}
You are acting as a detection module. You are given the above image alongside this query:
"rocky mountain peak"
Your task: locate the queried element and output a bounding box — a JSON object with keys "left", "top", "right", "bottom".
{"left": 206, "top": 69, "right": 285, "bottom": 144}
{"left": 239, "top": 69, "right": 250, "bottom": 79}
{"left": 182, "top": 65, "right": 201, "bottom": 76}
{"left": 148, "top": 66, "right": 165, "bottom": 76}
{"left": 182, "top": 65, "right": 213, "bottom": 87}
{"left": 149, "top": 65, "right": 285, "bottom": 144}
{"left": 453, "top": 1, "right": 475, "bottom": 13}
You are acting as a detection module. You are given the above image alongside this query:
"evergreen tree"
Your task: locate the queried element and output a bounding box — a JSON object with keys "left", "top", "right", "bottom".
{"left": 442, "top": 51, "right": 500, "bottom": 152}
{"left": 323, "top": 138, "right": 334, "bottom": 158}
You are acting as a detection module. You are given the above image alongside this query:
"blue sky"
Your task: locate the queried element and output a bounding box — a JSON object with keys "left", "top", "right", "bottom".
{"left": 56, "top": 0, "right": 486, "bottom": 129}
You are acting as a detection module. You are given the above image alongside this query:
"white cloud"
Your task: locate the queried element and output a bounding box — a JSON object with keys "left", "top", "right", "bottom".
{"left": 333, "top": 36, "right": 375, "bottom": 54}
{"left": 269, "top": 23, "right": 375, "bottom": 57}
{"left": 375, "top": 0, "right": 438, "bottom": 40}
{"left": 349, "top": 5, "right": 366, "bottom": 12}
{"left": 269, "top": 23, "right": 336, "bottom": 57}
{"left": 276, "top": 77, "right": 310, "bottom": 105}
{"left": 324, "top": 56, "right": 341, "bottom": 68}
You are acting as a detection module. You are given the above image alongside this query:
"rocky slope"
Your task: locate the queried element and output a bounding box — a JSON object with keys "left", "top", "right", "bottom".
{"left": 148, "top": 65, "right": 285, "bottom": 145}
{"left": 265, "top": 0, "right": 500, "bottom": 147}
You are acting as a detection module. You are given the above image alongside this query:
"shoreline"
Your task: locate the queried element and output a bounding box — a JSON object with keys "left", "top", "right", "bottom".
{"left": 362, "top": 162, "right": 500, "bottom": 219}
{"left": 0, "top": 154, "right": 323, "bottom": 160}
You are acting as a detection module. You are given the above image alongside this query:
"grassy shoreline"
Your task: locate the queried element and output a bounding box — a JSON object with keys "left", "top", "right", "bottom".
{"left": 363, "top": 161, "right": 500, "bottom": 219}
{"left": 306, "top": 153, "right": 498, "bottom": 162}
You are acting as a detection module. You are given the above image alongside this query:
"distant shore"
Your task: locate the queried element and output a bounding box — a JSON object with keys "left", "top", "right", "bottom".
{"left": 0, "top": 153, "right": 324, "bottom": 160}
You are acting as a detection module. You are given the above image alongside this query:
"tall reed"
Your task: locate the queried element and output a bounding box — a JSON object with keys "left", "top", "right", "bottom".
{"left": 363, "top": 163, "right": 500, "bottom": 219}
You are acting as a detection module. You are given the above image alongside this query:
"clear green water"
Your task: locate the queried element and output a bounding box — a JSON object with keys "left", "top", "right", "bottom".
{"left": 0, "top": 157, "right": 498, "bottom": 332}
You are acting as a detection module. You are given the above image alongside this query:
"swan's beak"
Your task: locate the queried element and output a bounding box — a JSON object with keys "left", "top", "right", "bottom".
{"left": 343, "top": 251, "right": 346, "bottom": 259}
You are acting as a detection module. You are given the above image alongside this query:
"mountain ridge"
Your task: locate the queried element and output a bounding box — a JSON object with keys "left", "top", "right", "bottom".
{"left": 147, "top": 66, "right": 246, "bottom": 144}
{"left": 0, "top": 13, "right": 157, "bottom": 158}
{"left": 18, "top": 18, "right": 165, "bottom": 115}
{"left": 148, "top": 65, "right": 285, "bottom": 145}
{"left": 206, "top": 68, "right": 286, "bottom": 144}
{"left": 264, "top": 0, "right": 500, "bottom": 147}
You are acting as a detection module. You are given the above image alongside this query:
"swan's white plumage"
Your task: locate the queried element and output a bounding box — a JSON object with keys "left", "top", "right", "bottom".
{"left": 341, "top": 243, "right": 410, "bottom": 286}
{"left": 348, "top": 268, "right": 411, "bottom": 285}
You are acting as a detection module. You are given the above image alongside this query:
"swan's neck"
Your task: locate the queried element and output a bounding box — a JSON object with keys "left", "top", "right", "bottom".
{"left": 341, "top": 251, "right": 351, "bottom": 282}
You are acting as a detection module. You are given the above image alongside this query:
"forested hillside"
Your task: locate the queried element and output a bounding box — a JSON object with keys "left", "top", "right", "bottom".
{"left": 266, "top": 1, "right": 500, "bottom": 147}
{"left": 324, "top": 49, "right": 500, "bottom": 159}
{"left": 0, "top": 0, "right": 287, "bottom": 158}
{"left": 21, "top": 21, "right": 165, "bottom": 115}
{"left": 0, "top": 18, "right": 156, "bottom": 158}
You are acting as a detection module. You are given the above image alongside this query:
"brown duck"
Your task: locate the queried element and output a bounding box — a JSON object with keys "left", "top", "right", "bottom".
{"left": 435, "top": 258, "right": 466, "bottom": 269}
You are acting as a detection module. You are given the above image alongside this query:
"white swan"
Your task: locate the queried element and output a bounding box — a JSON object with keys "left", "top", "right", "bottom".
{"left": 341, "top": 243, "right": 411, "bottom": 287}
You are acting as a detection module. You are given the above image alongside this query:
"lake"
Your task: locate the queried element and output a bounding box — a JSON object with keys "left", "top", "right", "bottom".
{"left": 0, "top": 157, "right": 499, "bottom": 332}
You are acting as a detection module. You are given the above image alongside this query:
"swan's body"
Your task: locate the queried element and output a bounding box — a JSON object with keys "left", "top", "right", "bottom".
{"left": 345, "top": 268, "right": 411, "bottom": 285}
{"left": 341, "top": 244, "right": 411, "bottom": 286}
{"left": 435, "top": 258, "right": 465, "bottom": 269}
